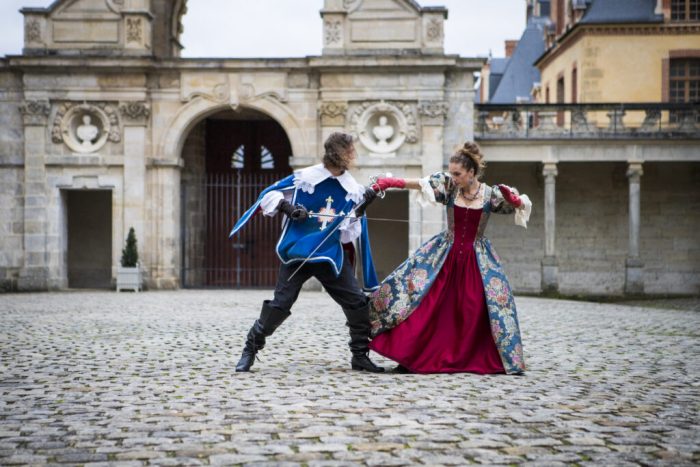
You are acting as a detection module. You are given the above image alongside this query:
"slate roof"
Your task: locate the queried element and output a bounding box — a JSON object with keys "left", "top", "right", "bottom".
{"left": 489, "top": 16, "right": 549, "bottom": 104}
{"left": 580, "top": 0, "right": 663, "bottom": 24}
{"left": 487, "top": 58, "right": 510, "bottom": 101}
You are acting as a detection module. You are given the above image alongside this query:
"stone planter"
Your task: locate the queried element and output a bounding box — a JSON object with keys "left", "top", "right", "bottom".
{"left": 116, "top": 266, "right": 141, "bottom": 292}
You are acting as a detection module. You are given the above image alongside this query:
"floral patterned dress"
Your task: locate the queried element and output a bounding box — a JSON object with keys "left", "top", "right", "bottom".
{"left": 368, "top": 173, "right": 527, "bottom": 374}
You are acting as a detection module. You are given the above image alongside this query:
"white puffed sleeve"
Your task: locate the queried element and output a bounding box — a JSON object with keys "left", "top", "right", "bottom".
{"left": 417, "top": 176, "right": 437, "bottom": 206}
{"left": 417, "top": 172, "right": 452, "bottom": 206}
{"left": 259, "top": 191, "right": 285, "bottom": 216}
{"left": 339, "top": 212, "right": 362, "bottom": 243}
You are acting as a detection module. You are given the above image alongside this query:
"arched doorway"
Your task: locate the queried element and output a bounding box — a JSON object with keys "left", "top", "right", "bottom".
{"left": 180, "top": 107, "right": 293, "bottom": 288}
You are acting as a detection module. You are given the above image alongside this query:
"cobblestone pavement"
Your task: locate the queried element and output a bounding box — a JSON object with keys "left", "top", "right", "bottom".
{"left": 1, "top": 290, "right": 698, "bottom": 466}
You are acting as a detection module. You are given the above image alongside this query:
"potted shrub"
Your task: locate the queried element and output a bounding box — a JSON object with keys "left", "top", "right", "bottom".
{"left": 117, "top": 227, "right": 142, "bottom": 292}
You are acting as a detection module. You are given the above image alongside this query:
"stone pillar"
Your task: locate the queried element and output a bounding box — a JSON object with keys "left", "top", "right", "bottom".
{"left": 147, "top": 163, "right": 181, "bottom": 290}
{"left": 415, "top": 101, "right": 448, "bottom": 251}
{"left": 625, "top": 162, "right": 644, "bottom": 294}
{"left": 119, "top": 102, "right": 150, "bottom": 278}
{"left": 18, "top": 100, "right": 51, "bottom": 290}
{"left": 541, "top": 163, "right": 558, "bottom": 293}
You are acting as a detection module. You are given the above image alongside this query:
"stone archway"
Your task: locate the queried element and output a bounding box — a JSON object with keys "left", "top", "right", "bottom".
{"left": 178, "top": 104, "right": 295, "bottom": 288}
{"left": 158, "top": 96, "right": 310, "bottom": 163}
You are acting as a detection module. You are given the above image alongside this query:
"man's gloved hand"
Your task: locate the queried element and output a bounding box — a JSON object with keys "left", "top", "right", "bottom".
{"left": 371, "top": 177, "right": 406, "bottom": 192}
{"left": 355, "top": 187, "right": 377, "bottom": 217}
{"left": 278, "top": 199, "right": 309, "bottom": 221}
{"left": 497, "top": 184, "right": 523, "bottom": 208}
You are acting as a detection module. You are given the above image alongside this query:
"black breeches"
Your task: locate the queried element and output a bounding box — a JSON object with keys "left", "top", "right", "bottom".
{"left": 266, "top": 259, "right": 368, "bottom": 314}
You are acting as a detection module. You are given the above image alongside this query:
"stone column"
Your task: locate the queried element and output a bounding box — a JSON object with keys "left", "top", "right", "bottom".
{"left": 625, "top": 162, "right": 644, "bottom": 294}
{"left": 541, "top": 163, "right": 558, "bottom": 293}
{"left": 18, "top": 100, "right": 51, "bottom": 290}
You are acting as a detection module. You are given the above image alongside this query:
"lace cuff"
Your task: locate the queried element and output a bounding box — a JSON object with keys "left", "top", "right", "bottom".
{"left": 339, "top": 214, "right": 362, "bottom": 243}
{"left": 514, "top": 194, "right": 532, "bottom": 228}
{"left": 417, "top": 175, "right": 438, "bottom": 206}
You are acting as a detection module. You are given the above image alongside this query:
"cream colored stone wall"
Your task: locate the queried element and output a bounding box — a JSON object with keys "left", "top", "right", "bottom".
{"left": 540, "top": 32, "right": 700, "bottom": 103}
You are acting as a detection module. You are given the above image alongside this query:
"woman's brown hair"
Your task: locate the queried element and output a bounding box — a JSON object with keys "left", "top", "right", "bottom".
{"left": 449, "top": 141, "right": 486, "bottom": 179}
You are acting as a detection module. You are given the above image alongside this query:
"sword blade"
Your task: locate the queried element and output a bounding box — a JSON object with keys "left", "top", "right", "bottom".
{"left": 287, "top": 208, "right": 362, "bottom": 282}
{"left": 309, "top": 213, "right": 443, "bottom": 224}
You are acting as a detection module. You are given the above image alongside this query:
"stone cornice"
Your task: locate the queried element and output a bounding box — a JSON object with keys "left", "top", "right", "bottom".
{"left": 4, "top": 55, "right": 484, "bottom": 72}
{"left": 309, "top": 55, "right": 482, "bottom": 70}
{"left": 535, "top": 22, "right": 700, "bottom": 70}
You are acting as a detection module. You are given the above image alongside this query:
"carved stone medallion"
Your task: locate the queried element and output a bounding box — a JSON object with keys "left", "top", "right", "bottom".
{"left": 52, "top": 102, "right": 121, "bottom": 153}
{"left": 349, "top": 101, "right": 418, "bottom": 157}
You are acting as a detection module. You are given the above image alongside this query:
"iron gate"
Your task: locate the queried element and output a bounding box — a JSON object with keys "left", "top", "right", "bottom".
{"left": 181, "top": 171, "right": 290, "bottom": 288}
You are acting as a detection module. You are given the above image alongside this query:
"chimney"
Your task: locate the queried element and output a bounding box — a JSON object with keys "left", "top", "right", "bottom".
{"left": 505, "top": 40, "right": 518, "bottom": 58}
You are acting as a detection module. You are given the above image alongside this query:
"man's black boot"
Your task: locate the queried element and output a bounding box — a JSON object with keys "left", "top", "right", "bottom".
{"left": 351, "top": 353, "right": 384, "bottom": 372}
{"left": 343, "top": 306, "right": 385, "bottom": 373}
{"left": 235, "top": 302, "right": 290, "bottom": 372}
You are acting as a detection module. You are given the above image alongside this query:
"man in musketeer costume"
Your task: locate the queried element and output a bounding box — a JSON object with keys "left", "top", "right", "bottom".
{"left": 229, "top": 132, "right": 384, "bottom": 373}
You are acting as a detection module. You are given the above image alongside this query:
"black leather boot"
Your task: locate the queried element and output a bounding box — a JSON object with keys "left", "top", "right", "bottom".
{"left": 392, "top": 364, "right": 411, "bottom": 374}
{"left": 343, "top": 306, "right": 385, "bottom": 373}
{"left": 235, "top": 302, "right": 290, "bottom": 372}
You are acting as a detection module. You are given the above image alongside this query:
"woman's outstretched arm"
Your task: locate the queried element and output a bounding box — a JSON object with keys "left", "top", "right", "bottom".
{"left": 371, "top": 177, "right": 422, "bottom": 191}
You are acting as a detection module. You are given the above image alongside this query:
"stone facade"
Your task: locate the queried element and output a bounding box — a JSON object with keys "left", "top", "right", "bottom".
{"left": 1, "top": 0, "right": 698, "bottom": 295}
{"left": 0, "top": 0, "right": 480, "bottom": 292}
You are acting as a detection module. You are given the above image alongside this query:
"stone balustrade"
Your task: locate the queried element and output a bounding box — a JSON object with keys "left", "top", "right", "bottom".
{"left": 475, "top": 103, "right": 700, "bottom": 139}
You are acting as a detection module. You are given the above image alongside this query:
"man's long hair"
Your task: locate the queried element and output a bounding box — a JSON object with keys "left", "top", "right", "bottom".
{"left": 323, "top": 132, "right": 354, "bottom": 172}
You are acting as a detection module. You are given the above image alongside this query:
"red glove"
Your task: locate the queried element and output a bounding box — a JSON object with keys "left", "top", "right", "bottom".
{"left": 498, "top": 184, "right": 522, "bottom": 208}
{"left": 371, "top": 177, "right": 406, "bottom": 191}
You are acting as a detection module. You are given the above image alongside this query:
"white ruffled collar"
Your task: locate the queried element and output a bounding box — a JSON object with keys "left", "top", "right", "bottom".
{"left": 293, "top": 164, "right": 365, "bottom": 204}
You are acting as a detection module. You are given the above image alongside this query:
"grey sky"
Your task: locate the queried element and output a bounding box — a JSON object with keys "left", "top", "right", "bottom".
{"left": 1, "top": 0, "right": 526, "bottom": 59}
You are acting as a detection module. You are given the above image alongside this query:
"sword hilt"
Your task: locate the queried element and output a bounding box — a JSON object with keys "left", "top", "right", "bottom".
{"left": 369, "top": 173, "right": 392, "bottom": 199}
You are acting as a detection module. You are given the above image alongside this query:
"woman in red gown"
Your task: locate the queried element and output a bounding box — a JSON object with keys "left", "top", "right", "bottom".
{"left": 367, "top": 142, "right": 531, "bottom": 374}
